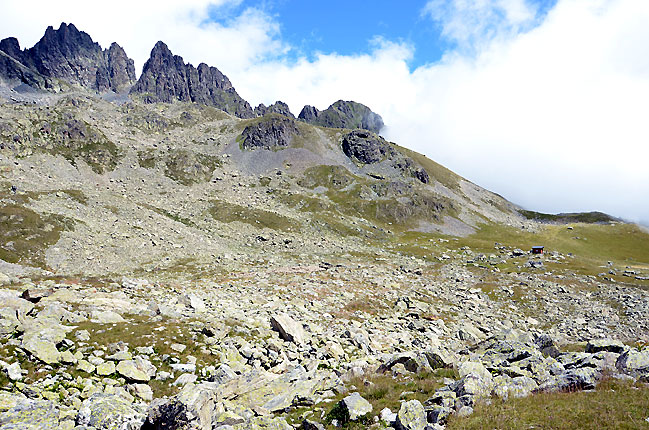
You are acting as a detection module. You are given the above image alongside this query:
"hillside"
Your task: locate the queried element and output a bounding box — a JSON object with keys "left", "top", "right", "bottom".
{"left": 0, "top": 23, "right": 648, "bottom": 430}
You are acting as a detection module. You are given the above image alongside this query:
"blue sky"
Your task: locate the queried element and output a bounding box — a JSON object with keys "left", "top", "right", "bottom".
{"left": 206, "top": 0, "right": 558, "bottom": 68}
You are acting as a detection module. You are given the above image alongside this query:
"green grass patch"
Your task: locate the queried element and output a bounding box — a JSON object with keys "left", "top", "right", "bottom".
{"left": 447, "top": 378, "right": 649, "bottom": 430}
{"left": 208, "top": 200, "right": 299, "bottom": 232}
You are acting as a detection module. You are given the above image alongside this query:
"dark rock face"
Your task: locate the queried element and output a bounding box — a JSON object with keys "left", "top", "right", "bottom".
{"left": 342, "top": 130, "right": 395, "bottom": 164}
{"left": 341, "top": 130, "right": 429, "bottom": 184}
{"left": 0, "top": 50, "right": 57, "bottom": 91}
{"left": 131, "top": 41, "right": 254, "bottom": 119}
{"left": 298, "top": 105, "right": 319, "bottom": 122}
{"left": 254, "top": 101, "right": 294, "bottom": 118}
{"left": 0, "top": 23, "right": 136, "bottom": 92}
{"left": 240, "top": 116, "right": 299, "bottom": 150}
{"left": 298, "top": 100, "right": 384, "bottom": 133}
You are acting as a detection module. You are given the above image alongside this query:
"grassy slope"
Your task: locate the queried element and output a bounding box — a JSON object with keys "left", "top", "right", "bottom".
{"left": 447, "top": 378, "right": 649, "bottom": 430}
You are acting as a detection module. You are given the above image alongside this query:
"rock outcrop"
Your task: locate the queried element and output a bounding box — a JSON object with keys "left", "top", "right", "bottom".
{"left": 131, "top": 41, "right": 254, "bottom": 119}
{"left": 254, "top": 101, "right": 294, "bottom": 118}
{"left": 240, "top": 116, "right": 300, "bottom": 150}
{"left": 0, "top": 23, "right": 135, "bottom": 92}
{"left": 298, "top": 100, "right": 384, "bottom": 133}
{"left": 341, "top": 130, "right": 430, "bottom": 183}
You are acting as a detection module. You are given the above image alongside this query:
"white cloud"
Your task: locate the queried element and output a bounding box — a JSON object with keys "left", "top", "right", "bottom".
{"left": 0, "top": 0, "right": 285, "bottom": 75}
{"left": 0, "top": 0, "right": 647, "bottom": 222}
{"left": 422, "top": 0, "right": 540, "bottom": 51}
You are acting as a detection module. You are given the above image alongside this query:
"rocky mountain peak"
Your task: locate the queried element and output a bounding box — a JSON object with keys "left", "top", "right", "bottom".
{"left": 131, "top": 41, "right": 254, "bottom": 118}
{"left": 298, "top": 100, "right": 384, "bottom": 133}
{"left": 0, "top": 22, "right": 136, "bottom": 93}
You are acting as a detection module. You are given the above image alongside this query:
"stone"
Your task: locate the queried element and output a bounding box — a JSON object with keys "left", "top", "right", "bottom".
{"left": 270, "top": 313, "right": 306, "bottom": 345}
{"left": 209, "top": 363, "right": 237, "bottom": 385}
{"left": 21, "top": 287, "right": 53, "bottom": 303}
{"left": 331, "top": 392, "right": 372, "bottom": 423}
{"left": 59, "top": 350, "right": 77, "bottom": 364}
{"left": 116, "top": 360, "right": 150, "bottom": 382}
{"left": 96, "top": 361, "right": 116, "bottom": 376}
{"left": 395, "top": 399, "right": 427, "bottom": 430}
{"left": 0, "top": 399, "right": 59, "bottom": 429}
{"left": 77, "top": 360, "right": 96, "bottom": 374}
{"left": 91, "top": 310, "right": 125, "bottom": 324}
{"left": 173, "top": 373, "right": 198, "bottom": 386}
{"left": 492, "top": 375, "right": 538, "bottom": 400}
{"left": 301, "top": 419, "right": 325, "bottom": 430}
{"left": 144, "top": 383, "right": 216, "bottom": 430}
{"left": 76, "top": 393, "right": 145, "bottom": 430}
{"left": 1, "top": 361, "right": 23, "bottom": 381}
{"left": 616, "top": 348, "right": 649, "bottom": 377}
{"left": 130, "top": 384, "right": 153, "bottom": 402}
{"left": 171, "top": 343, "right": 187, "bottom": 353}
{"left": 21, "top": 337, "right": 60, "bottom": 364}
{"left": 586, "top": 339, "right": 626, "bottom": 354}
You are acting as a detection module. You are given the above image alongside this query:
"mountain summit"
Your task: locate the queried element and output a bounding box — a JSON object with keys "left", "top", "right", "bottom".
{"left": 130, "top": 41, "right": 255, "bottom": 119}
{"left": 0, "top": 22, "right": 135, "bottom": 92}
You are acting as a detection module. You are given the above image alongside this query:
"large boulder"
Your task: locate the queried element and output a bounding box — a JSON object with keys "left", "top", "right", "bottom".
{"left": 270, "top": 313, "right": 306, "bottom": 345}
{"left": 394, "top": 400, "right": 427, "bottom": 430}
{"left": 144, "top": 383, "right": 216, "bottom": 430}
{"left": 76, "top": 393, "right": 146, "bottom": 430}
{"left": 328, "top": 392, "right": 372, "bottom": 424}
{"left": 0, "top": 399, "right": 59, "bottom": 430}
{"left": 586, "top": 339, "right": 626, "bottom": 354}
{"left": 616, "top": 348, "right": 649, "bottom": 378}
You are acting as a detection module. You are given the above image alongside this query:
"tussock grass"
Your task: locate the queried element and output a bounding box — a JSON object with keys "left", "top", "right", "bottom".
{"left": 447, "top": 378, "right": 649, "bottom": 430}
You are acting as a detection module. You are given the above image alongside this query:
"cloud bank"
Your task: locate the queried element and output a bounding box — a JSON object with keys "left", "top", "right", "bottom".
{"left": 1, "top": 0, "right": 647, "bottom": 222}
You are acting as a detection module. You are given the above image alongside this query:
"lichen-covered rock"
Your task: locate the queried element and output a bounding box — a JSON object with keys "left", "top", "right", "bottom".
{"left": 144, "top": 383, "right": 215, "bottom": 430}
{"left": 395, "top": 399, "right": 426, "bottom": 430}
{"left": 116, "top": 360, "right": 150, "bottom": 382}
{"left": 328, "top": 392, "right": 372, "bottom": 424}
{"left": 586, "top": 339, "right": 626, "bottom": 354}
{"left": 76, "top": 393, "right": 145, "bottom": 430}
{"left": 21, "top": 337, "right": 60, "bottom": 364}
{"left": 492, "top": 375, "right": 538, "bottom": 400}
{"left": 240, "top": 116, "right": 299, "bottom": 150}
{"left": 270, "top": 313, "right": 306, "bottom": 345}
{"left": 616, "top": 348, "right": 649, "bottom": 377}
{"left": 0, "top": 399, "right": 59, "bottom": 430}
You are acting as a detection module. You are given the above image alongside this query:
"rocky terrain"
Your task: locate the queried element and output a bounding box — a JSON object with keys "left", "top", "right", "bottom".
{"left": 0, "top": 22, "right": 648, "bottom": 430}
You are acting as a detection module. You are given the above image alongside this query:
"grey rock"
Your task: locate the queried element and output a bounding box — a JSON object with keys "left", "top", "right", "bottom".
{"left": 586, "top": 339, "right": 626, "bottom": 354}
{"left": 270, "top": 313, "right": 306, "bottom": 345}
{"left": 254, "top": 101, "right": 294, "bottom": 118}
{"left": 145, "top": 383, "right": 216, "bottom": 430}
{"left": 131, "top": 41, "right": 254, "bottom": 118}
{"left": 616, "top": 348, "right": 649, "bottom": 377}
{"left": 240, "top": 116, "right": 299, "bottom": 150}
{"left": 1, "top": 23, "right": 135, "bottom": 92}
{"left": 330, "top": 392, "right": 372, "bottom": 423}
{"left": 395, "top": 399, "right": 426, "bottom": 430}
{"left": 300, "top": 419, "right": 325, "bottom": 430}
{"left": 298, "top": 100, "right": 384, "bottom": 133}
{"left": 0, "top": 399, "right": 59, "bottom": 429}
{"left": 76, "top": 393, "right": 145, "bottom": 430}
